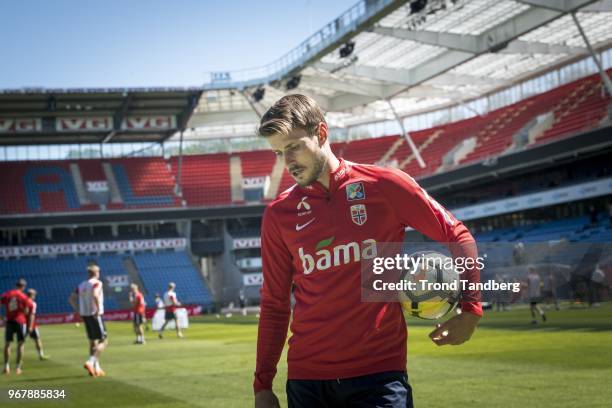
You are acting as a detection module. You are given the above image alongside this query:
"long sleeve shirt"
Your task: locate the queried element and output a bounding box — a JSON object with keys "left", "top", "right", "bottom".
{"left": 254, "top": 159, "right": 482, "bottom": 393}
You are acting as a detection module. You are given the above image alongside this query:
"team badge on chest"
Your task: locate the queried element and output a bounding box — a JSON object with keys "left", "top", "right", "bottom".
{"left": 350, "top": 204, "right": 367, "bottom": 226}
{"left": 346, "top": 182, "right": 365, "bottom": 201}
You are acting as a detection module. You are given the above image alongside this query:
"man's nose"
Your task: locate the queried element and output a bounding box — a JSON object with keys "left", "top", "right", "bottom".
{"left": 284, "top": 153, "right": 295, "bottom": 167}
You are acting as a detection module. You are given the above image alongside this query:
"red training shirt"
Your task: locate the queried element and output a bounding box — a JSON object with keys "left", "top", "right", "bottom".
{"left": 1, "top": 289, "right": 33, "bottom": 325}
{"left": 133, "top": 292, "right": 146, "bottom": 314}
{"left": 254, "top": 159, "right": 482, "bottom": 393}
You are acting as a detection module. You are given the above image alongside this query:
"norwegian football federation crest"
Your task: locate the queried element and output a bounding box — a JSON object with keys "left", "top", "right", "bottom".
{"left": 350, "top": 204, "right": 367, "bottom": 226}
{"left": 346, "top": 182, "right": 365, "bottom": 201}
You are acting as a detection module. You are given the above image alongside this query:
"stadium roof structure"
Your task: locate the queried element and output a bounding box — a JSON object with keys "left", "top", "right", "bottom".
{"left": 0, "top": 88, "right": 202, "bottom": 145}
{"left": 1, "top": 0, "right": 611, "bottom": 146}
{"left": 187, "top": 0, "right": 612, "bottom": 139}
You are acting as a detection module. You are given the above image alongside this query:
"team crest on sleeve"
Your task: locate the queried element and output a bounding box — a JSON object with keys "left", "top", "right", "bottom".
{"left": 346, "top": 182, "right": 365, "bottom": 201}
{"left": 350, "top": 204, "right": 367, "bottom": 226}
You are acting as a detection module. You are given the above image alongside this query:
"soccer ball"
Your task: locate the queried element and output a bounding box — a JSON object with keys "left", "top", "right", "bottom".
{"left": 398, "top": 251, "right": 461, "bottom": 320}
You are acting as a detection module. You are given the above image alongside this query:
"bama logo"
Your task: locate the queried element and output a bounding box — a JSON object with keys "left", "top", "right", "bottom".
{"left": 298, "top": 237, "right": 377, "bottom": 275}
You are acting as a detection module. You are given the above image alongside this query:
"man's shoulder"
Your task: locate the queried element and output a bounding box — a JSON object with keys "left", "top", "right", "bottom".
{"left": 9, "top": 290, "right": 28, "bottom": 300}
{"left": 264, "top": 184, "right": 300, "bottom": 216}
{"left": 271, "top": 184, "right": 299, "bottom": 204}
{"left": 348, "top": 161, "right": 412, "bottom": 186}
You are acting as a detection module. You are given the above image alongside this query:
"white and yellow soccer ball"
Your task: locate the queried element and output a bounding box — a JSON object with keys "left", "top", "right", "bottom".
{"left": 399, "top": 251, "right": 461, "bottom": 320}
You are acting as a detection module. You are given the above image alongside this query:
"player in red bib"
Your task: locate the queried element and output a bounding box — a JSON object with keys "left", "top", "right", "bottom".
{"left": 1, "top": 279, "right": 33, "bottom": 375}
{"left": 27, "top": 289, "right": 49, "bottom": 360}
{"left": 129, "top": 284, "right": 147, "bottom": 344}
{"left": 254, "top": 95, "right": 483, "bottom": 408}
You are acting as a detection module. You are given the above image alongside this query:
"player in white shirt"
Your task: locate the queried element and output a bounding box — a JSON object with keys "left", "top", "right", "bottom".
{"left": 158, "top": 283, "right": 183, "bottom": 339}
{"left": 69, "top": 264, "right": 108, "bottom": 377}
{"left": 525, "top": 266, "right": 547, "bottom": 324}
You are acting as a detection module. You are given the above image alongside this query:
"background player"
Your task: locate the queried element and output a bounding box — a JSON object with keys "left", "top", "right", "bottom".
{"left": 129, "top": 284, "right": 146, "bottom": 344}
{"left": 526, "top": 266, "right": 547, "bottom": 324}
{"left": 26, "top": 289, "right": 49, "bottom": 360}
{"left": 159, "top": 282, "right": 182, "bottom": 339}
{"left": 542, "top": 271, "right": 559, "bottom": 310}
{"left": 1, "top": 279, "right": 33, "bottom": 375}
{"left": 69, "top": 264, "right": 108, "bottom": 377}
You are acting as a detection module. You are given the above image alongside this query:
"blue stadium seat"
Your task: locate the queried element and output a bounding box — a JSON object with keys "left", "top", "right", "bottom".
{"left": 132, "top": 251, "right": 213, "bottom": 307}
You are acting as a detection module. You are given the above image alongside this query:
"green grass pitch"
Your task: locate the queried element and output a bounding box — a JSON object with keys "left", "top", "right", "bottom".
{"left": 1, "top": 303, "right": 611, "bottom": 407}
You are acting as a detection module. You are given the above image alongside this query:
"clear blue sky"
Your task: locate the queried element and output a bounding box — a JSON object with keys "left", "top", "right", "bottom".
{"left": 0, "top": 0, "right": 357, "bottom": 89}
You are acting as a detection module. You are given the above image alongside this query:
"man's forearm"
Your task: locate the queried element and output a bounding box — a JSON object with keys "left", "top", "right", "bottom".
{"left": 254, "top": 304, "right": 291, "bottom": 394}
{"left": 68, "top": 297, "right": 78, "bottom": 312}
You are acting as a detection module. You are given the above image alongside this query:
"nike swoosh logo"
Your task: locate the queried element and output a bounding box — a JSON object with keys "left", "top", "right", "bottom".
{"left": 296, "top": 218, "right": 316, "bottom": 231}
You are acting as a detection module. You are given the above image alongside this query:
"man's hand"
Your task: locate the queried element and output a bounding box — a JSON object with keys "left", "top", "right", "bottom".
{"left": 429, "top": 311, "right": 480, "bottom": 346}
{"left": 255, "top": 390, "right": 280, "bottom": 408}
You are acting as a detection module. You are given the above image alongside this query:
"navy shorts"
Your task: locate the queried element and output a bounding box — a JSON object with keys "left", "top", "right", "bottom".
{"left": 133, "top": 313, "right": 145, "bottom": 326}
{"left": 165, "top": 310, "right": 176, "bottom": 321}
{"left": 29, "top": 327, "right": 40, "bottom": 340}
{"left": 4, "top": 321, "right": 28, "bottom": 343}
{"left": 286, "top": 371, "right": 413, "bottom": 408}
{"left": 83, "top": 315, "right": 107, "bottom": 341}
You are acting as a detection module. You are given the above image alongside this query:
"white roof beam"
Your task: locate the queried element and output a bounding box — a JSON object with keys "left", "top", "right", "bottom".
{"left": 403, "top": 85, "right": 475, "bottom": 100}
{"left": 329, "top": 93, "right": 393, "bottom": 112}
{"left": 516, "top": 0, "right": 599, "bottom": 12}
{"left": 301, "top": 75, "right": 387, "bottom": 97}
{"left": 582, "top": 0, "right": 612, "bottom": 12}
{"left": 372, "top": 26, "right": 587, "bottom": 55}
{"left": 430, "top": 73, "right": 511, "bottom": 87}
{"left": 405, "top": 1, "right": 597, "bottom": 86}
{"left": 322, "top": 1, "right": 597, "bottom": 109}
{"left": 370, "top": 27, "right": 480, "bottom": 53}
{"left": 314, "top": 62, "right": 415, "bottom": 86}
{"left": 502, "top": 40, "right": 586, "bottom": 54}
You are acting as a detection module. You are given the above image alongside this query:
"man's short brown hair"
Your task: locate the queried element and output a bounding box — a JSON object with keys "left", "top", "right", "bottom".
{"left": 258, "top": 94, "right": 325, "bottom": 138}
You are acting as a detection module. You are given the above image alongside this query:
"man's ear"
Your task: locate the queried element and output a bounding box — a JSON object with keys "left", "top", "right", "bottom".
{"left": 317, "top": 122, "right": 328, "bottom": 146}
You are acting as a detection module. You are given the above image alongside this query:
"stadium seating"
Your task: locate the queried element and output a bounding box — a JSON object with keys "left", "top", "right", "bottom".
{"left": 534, "top": 75, "right": 610, "bottom": 144}
{"left": 473, "top": 216, "right": 594, "bottom": 243}
{"left": 0, "top": 251, "right": 213, "bottom": 315}
{"left": 110, "top": 157, "right": 180, "bottom": 208}
{"left": 0, "top": 161, "right": 81, "bottom": 214}
{"left": 77, "top": 159, "right": 107, "bottom": 183}
{"left": 340, "top": 136, "right": 397, "bottom": 165}
{"left": 132, "top": 251, "right": 214, "bottom": 307}
{"left": 459, "top": 101, "right": 534, "bottom": 164}
{"left": 169, "top": 153, "right": 231, "bottom": 206}
{"left": 235, "top": 150, "right": 276, "bottom": 179}
{"left": 0, "top": 255, "right": 122, "bottom": 314}
{"left": 0, "top": 157, "right": 181, "bottom": 214}
{"left": 0, "top": 73, "right": 609, "bottom": 213}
